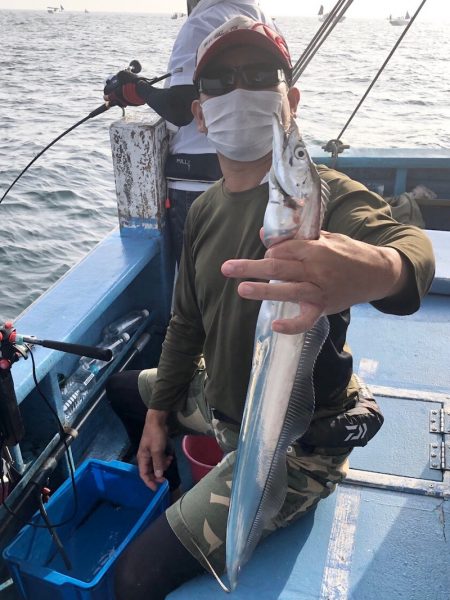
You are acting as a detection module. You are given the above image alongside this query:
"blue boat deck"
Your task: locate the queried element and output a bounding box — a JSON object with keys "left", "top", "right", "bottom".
{"left": 169, "top": 487, "right": 450, "bottom": 599}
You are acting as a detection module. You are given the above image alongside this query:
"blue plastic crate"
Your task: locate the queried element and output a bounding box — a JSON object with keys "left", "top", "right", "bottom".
{"left": 3, "top": 459, "right": 169, "bottom": 600}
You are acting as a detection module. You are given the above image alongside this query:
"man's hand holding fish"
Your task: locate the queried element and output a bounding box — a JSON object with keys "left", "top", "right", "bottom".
{"left": 222, "top": 228, "right": 411, "bottom": 334}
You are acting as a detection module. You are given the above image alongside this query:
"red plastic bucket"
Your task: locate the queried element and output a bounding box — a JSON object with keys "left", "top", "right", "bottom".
{"left": 182, "top": 435, "right": 224, "bottom": 483}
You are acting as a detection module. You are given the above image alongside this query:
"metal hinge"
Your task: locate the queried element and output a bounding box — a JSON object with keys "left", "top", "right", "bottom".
{"left": 429, "top": 408, "right": 450, "bottom": 434}
{"left": 429, "top": 442, "right": 450, "bottom": 470}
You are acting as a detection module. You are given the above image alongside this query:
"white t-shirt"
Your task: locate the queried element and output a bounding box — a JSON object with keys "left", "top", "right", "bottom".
{"left": 165, "top": 0, "right": 276, "bottom": 189}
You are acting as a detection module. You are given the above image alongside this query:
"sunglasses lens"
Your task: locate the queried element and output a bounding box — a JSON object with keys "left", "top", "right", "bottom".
{"left": 198, "top": 68, "right": 236, "bottom": 96}
{"left": 242, "top": 66, "right": 283, "bottom": 88}
{"left": 198, "top": 65, "right": 285, "bottom": 96}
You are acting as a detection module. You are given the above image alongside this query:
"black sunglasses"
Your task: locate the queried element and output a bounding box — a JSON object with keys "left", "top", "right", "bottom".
{"left": 196, "top": 63, "right": 288, "bottom": 96}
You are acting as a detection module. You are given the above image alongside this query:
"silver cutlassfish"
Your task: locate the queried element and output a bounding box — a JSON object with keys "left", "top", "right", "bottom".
{"left": 226, "top": 114, "right": 331, "bottom": 590}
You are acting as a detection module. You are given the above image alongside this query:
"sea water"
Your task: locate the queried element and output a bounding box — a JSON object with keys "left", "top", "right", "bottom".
{"left": 0, "top": 10, "right": 449, "bottom": 319}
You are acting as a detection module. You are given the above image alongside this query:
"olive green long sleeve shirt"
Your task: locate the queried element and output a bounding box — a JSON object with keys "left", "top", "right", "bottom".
{"left": 148, "top": 166, "right": 435, "bottom": 423}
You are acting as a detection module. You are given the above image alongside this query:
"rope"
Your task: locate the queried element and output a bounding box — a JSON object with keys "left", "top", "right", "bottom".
{"left": 292, "top": 0, "right": 354, "bottom": 84}
{"left": 334, "top": 0, "right": 429, "bottom": 143}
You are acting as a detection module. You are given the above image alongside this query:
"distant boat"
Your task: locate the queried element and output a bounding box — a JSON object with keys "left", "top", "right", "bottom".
{"left": 318, "top": 4, "right": 345, "bottom": 23}
{"left": 389, "top": 11, "right": 410, "bottom": 26}
{"left": 46, "top": 4, "right": 63, "bottom": 12}
{"left": 84, "top": 8, "right": 89, "bottom": 13}
{"left": 60, "top": 3, "right": 64, "bottom": 10}
{"left": 170, "top": 11, "right": 186, "bottom": 19}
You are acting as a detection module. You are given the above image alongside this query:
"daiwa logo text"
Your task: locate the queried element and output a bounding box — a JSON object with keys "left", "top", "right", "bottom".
{"left": 344, "top": 423, "right": 368, "bottom": 442}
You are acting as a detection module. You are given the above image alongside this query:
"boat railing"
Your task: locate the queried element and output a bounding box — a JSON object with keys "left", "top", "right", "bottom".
{"left": 314, "top": 146, "right": 450, "bottom": 233}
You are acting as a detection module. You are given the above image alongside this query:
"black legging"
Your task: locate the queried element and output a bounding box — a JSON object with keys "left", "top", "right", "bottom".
{"left": 106, "top": 370, "right": 181, "bottom": 491}
{"left": 114, "top": 512, "right": 206, "bottom": 599}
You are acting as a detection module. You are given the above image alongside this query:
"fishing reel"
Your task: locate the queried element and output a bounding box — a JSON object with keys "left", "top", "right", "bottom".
{"left": 103, "top": 59, "right": 143, "bottom": 97}
{"left": 0, "top": 321, "right": 30, "bottom": 369}
{"left": 103, "top": 59, "right": 181, "bottom": 101}
{"left": 103, "top": 60, "right": 183, "bottom": 101}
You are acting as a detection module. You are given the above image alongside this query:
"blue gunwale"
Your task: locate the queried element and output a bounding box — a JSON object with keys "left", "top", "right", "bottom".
{"left": 312, "top": 146, "right": 450, "bottom": 167}
{"left": 12, "top": 229, "right": 162, "bottom": 403}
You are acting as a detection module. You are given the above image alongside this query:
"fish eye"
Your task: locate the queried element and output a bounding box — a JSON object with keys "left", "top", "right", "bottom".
{"left": 294, "top": 146, "right": 306, "bottom": 159}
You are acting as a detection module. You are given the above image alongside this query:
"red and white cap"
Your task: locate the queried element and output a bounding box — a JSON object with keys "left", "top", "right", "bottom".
{"left": 193, "top": 15, "right": 292, "bottom": 81}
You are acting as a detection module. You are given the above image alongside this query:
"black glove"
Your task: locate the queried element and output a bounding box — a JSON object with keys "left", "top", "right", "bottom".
{"left": 104, "top": 70, "right": 150, "bottom": 107}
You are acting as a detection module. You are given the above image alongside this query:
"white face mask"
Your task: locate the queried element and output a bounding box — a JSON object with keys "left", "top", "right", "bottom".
{"left": 201, "top": 89, "right": 284, "bottom": 162}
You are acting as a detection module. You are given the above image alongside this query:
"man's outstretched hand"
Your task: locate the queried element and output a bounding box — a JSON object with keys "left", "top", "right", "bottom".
{"left": 221, "top": 231, "right": 408, "bottom": 335}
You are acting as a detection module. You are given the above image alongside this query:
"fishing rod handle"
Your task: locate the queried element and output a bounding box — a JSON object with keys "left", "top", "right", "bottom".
{"left": 18, "top": 336, "right": 113, "bottom": 362}
{"left": 40, "top": 340, "right": 113, "bottom": 361}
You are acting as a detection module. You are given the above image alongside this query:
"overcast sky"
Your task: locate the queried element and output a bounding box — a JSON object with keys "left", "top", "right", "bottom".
{"left": 1, "top": 0, "right": 449, "bottom": 20}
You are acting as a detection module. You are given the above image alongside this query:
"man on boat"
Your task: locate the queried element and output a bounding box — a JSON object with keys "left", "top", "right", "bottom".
{"left": 104, "top": 0, "right": 277, "bottom": 265}
{"left": 113, "top": 16, "right": 435, "bottom": 600}
{"left": 105, "top": 0, "right": 278, "bottom": 494}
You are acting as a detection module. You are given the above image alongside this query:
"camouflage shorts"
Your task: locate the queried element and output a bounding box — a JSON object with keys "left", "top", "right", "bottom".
{"left": 168, "top": 443, "right": 350, "bottom": 576}
{"left": 139, "top": 368, "right": 351, "bottom": 576}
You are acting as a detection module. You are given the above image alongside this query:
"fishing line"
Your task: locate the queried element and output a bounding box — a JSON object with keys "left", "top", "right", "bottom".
{"left": 37, "top": 492, "right": 72, "bottom": 570}
{"left": 0, "top": 67, "right": 177, "bottom": 206}
{"left": 292, "top": 0, "right": 354, "bottom": 83}
{"left": 334, "top": 0, "right": 429, "bottom": 143}
{"left": 0, "top": 106, "right": 108, "bottom": 206}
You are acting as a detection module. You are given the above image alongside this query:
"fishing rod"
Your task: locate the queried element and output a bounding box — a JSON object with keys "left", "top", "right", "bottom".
{"left": 324, "top": 0, "right": 429, "bottom": 159}
{"left": 0, "top": 60, "right": 179, "bottom": 206}
{"left": 292, "top": 0, "right": 354, "bottom": 83}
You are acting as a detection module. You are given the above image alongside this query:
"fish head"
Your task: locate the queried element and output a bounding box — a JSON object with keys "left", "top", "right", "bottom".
{"left": 271, "top": 114, "right": 315, "bottom": 200}
{"left": 264, "top": 114, "right": 323, "bottom": 246}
